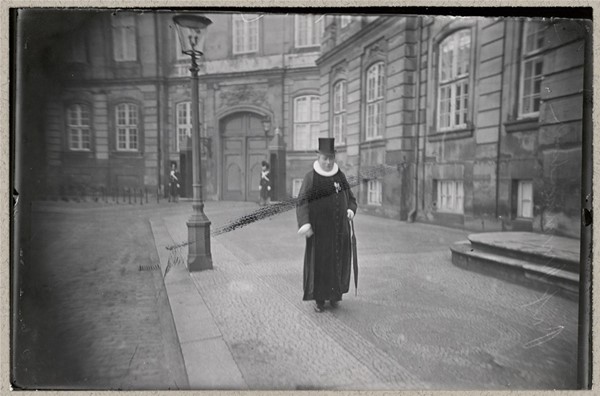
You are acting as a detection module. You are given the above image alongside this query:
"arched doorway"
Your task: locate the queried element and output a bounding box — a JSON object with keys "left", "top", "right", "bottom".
{"left": 221, "top": 112, "right": 269, "bottom": 202}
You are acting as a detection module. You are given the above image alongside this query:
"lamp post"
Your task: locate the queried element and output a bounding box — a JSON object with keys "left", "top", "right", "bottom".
{"left": 173, "top": 14, "right": 213, "bottom": 271}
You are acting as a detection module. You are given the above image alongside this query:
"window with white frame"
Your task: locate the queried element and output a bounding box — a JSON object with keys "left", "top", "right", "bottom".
{"left": 519, "top": 21, "right": 547, "bottom": 117}
{"left": 517, "top": 180, "right": 533, "bottom": 218}
{"left": 176, "top": 102, "right": 192, "bottom": 152}
{"left": 67, "top": 104, "right": 91, "bottom": 151}
{"left": 295, "top": 15, "right": 324, "bottom": 48}
{"left": 116, "top": 103, "right": 139, "bottom": 151}
{"left": 293, "top": 95, "right": 320, "bottom": 150}
{"left": 437, "top": 30, "right": 471, "bottom": 131}
{"left": 436, "top": 180, "right": 464, "bottom": 214}
{"left": 232, "top": 14, "right": 259, "bottom": 54}
{"left": 366, "top": 62, "right": 385, "bottom": 140}
{"left": 340, "top": 15, "right": 352, "bottom": 28}
{"left": 367, "top": 179, "right": 382, "bottom": 206}
{"left": 333, "top": 80, "right": 346, "bottom": 145}
{"left": 292, "top": 178, "right": 304, "bottom": 198}
{"left": 112, "top": 14, "right": 137, "bottom": 61}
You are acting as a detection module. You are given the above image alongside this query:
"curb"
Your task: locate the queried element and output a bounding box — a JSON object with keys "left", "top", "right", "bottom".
{"left": 149, "top": 216, "right": 248, "bottom": 390}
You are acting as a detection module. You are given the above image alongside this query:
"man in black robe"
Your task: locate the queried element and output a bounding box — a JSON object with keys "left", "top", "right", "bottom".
{"left": 296, "top": 138, "right": 358, "bottom": 312}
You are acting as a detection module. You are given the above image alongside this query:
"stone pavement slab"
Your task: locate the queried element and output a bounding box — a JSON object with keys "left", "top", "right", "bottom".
{"left": 149, "top": 217, "right": 247, "bottom": 390}
{"left": 469, "top": 232, "right": 580, "bottom": 263}
{"left": 152, "top": 202, "right": 578, "bottom": 390}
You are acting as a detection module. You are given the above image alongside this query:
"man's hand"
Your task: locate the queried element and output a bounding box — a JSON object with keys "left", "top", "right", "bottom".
{"left": 267, "top": 186, "right": 271, "bottom": 191}
{"left": 347, "top": 209, "right": 355, "bottom": 220}
{"left": 298, "top": 224, "right": 314, "bottom": 238}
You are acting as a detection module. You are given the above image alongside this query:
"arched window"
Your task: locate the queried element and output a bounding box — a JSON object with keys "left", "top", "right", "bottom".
{"left": 519, "top": 21, "right": 547, "bottom": 117}
{"left": 293, "top": 95, "right": 320, "bottom": 150}
{"left": 115, "top": 103, "right": 139, "bottom": 151}
{"left": 66, "top": 104, "right": 91, "bottom": 151}
{"left": 366, "top": 62, "right": 385, "bottom": 140}
{"left": 437, "top": 29, "right": 471, "bottom": 131}
{"left": 176, "top": 102, "right": 192, "bottom": 152}
{"left": 332, "top": 80, "right": 346, "bottom": 145}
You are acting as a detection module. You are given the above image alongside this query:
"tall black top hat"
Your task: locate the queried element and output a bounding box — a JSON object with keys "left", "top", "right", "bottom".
{"left": 316, "top": 138, "right": 336, "bottom": 155}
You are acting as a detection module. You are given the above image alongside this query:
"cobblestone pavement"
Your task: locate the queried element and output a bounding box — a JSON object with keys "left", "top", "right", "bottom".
{"left": 14, "top": 201, "right": 189, "bottom": 390}
{"left": 163, "top": 201, "right": 579, "bottom": 391}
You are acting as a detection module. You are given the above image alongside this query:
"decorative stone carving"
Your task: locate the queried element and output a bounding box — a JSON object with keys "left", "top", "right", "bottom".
{"left": 365, "top": 39, "right": 387, "bottom": 62}
{"left": 218, "top": 85, "right": 267, "bottom": 108}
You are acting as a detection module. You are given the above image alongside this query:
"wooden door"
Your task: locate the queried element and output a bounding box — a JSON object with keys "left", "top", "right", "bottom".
{"left": 222, "top": 138, "right": 245, "bottom": 201}
{"left": 221, "top": 112, "right": 268, "bottom": 201}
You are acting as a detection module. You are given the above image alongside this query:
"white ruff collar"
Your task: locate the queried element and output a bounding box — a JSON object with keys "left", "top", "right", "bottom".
{"left": 313, "top": 161, "right": 339, "bottom": 177}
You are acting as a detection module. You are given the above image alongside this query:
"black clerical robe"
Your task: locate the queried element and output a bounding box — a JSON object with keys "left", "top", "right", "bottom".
{"left": 296, "top": 165, "right": 358, "bottom": 302}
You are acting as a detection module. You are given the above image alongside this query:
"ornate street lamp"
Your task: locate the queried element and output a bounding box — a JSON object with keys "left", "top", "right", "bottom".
{"left": 173, "top": 14, "right": 213, "bottom": 271}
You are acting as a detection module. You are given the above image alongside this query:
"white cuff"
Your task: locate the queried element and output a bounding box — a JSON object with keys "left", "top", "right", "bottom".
{"left": 297, "top": 224, "right": 312, "bottom": 235}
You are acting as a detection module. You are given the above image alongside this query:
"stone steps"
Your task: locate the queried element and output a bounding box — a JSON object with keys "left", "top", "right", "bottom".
{"left": 450, "top": 232, "right": 580, "bottom": 300}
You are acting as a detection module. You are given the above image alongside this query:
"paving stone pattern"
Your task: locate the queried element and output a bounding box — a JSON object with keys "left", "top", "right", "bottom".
{"left": 164, "top": 202, "right": 579, "bottom": 390}
{"left": 14, "top": 203, "right": 188, "bottom": 390}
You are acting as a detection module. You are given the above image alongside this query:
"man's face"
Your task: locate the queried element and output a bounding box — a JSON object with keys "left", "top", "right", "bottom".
{"left": 317, "top": 154, "right": 335, "bottom": 172}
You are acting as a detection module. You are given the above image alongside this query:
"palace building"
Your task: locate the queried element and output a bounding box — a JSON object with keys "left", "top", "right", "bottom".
{"left": 18, "top": 11, "right": 588, "bottom": 238}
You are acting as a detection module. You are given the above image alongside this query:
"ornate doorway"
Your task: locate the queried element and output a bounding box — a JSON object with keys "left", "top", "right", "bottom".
{"left": 221, "top": 112, "right": 269, "bottom": 202}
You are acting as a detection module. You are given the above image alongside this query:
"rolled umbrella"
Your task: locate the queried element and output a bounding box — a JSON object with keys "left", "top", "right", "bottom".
{"left": 350, "top": 219, "right": 358, "bottom": 296}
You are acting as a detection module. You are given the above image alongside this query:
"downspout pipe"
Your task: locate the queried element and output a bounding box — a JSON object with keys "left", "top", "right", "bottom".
{"left": 408, "top": 16, "right": 423, "bottom": 222}
{"left": 154, "top": 13, "right": 163, "bottom": 193}
{"left": 495, "top": 20, "right": 507, "bottom": 219}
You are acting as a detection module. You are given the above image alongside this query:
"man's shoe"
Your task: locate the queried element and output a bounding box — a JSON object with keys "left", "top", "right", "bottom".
{"left": 314, "top": 301, "right": 325, "bottom": 312}
{"left": 330, "top": 300, "right": 339, "bottom": 308}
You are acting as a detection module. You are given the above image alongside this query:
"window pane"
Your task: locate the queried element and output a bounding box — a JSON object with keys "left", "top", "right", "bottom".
{"left": 295, "top": 97, "right": 308, "bottom": 122}
{"left": 128, "top": 105, "right": 137, "bottom": 125}
{"left": 310, "top": 97, "right": 320, "bottom": 121}
{"left": 294, "top": 124, "right": 308, "bottom": 150}
{"left": 129, "top": 129, "right": 138, "bottom": 149}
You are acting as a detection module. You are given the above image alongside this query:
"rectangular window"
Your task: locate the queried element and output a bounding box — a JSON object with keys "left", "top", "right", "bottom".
{"left": 519, "top": 21, "right": 547, "bottom": 118}
{"left": 436, "top": 180, "right": 464, "bottom": 214}
{"left": 517, "top": 180, "right": 533, "bottom": 218}
{"left": 523, "top": 21, "right": 547, "bottom": 54}
{"left": 292, "top": 178, "right": 304, "bottom": 198}
{"left": 67, "top": 104, "right": 91, "bottom": 151}
{"left": 295, "top": 15, "right": 324, "bottom": 48}
{"left": 232, "top": 14, "right": 259, "bottom": 54}
{"left": 437, "top": 30, "right": 471, "bottom": 131}
{"left": 333, "top": 80, "right": 346, "bottom": 145}
{"left": 366, "top": 62, "right": 385, "bottom": 140}
{"left": 293, "top": 96, "right": 320, "bottom": 150}
{"left": 112, "top": 14, "right": 137, "bottom": 61}
{"left": 367, "top": 180, "right": 382, "bottom": 206}
{"left": 176, "top": 102, "right": 192, "bottom": 152}
{"left": 116, "top": 103, "right": 138, "bottom": 151}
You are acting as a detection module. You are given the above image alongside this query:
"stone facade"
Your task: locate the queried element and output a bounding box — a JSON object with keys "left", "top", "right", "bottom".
{"left": 21, "top": 11, "right": 588, "bottom": 237}
{"left": 28, "top": 11, "right": 323, "bottom": 202}
{"left": 317, "top": 15, "right": 588, "bottom": 238}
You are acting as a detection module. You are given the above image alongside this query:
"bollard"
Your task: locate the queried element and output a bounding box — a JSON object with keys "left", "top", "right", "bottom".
{"left": 133, "top": 188, "right": 136, "bottom": 203}
{"left": 157, "top": 187, "right": 160, "bottom": 204}
{"left": 128, "top": 188, "right": 131, "bottom": 204}
{"left": 145, "top": 187, "right": 148, "bottom": 204}
{"left": 140, "top": 189, "right": 143, "bottom": 205}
